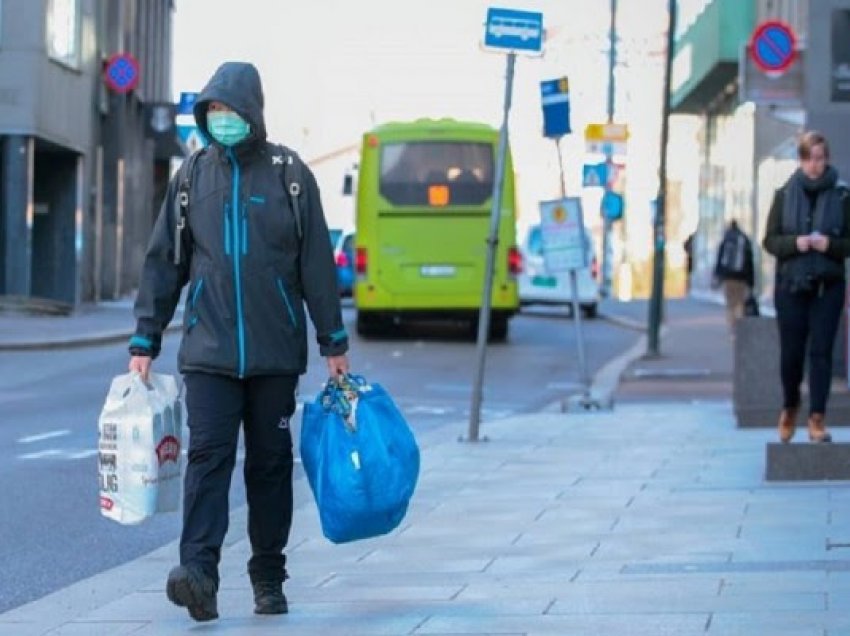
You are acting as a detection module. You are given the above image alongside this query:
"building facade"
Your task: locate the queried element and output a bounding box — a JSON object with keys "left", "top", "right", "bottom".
{"left": 0, "top": 0, "right": 176, "bottom": 309}
{"left": 671, "top": 0, "right": 821, "bottom": 297}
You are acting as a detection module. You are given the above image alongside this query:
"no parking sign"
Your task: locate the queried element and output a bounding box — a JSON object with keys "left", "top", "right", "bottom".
{"left": 749, "top": 21, "right": 796, "bottom": 74}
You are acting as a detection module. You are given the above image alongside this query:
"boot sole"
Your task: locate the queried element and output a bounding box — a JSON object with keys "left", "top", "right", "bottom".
{"left": 254, "top": 603, "right": 289, "bottom": 615}
{"left": 166, "top": 567, "right": 218, "bottom": 622}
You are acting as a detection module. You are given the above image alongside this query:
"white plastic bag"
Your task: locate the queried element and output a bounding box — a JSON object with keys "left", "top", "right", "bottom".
{"left": 98, "top": 373, "right": 184, "bottom": 525}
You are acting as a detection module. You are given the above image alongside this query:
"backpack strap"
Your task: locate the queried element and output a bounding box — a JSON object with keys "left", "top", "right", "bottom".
{"left": 173, "top": 148, "right": 205, "bottom": 265}
{"left": 271, "top": 143, "right": 305, "bottom": 242}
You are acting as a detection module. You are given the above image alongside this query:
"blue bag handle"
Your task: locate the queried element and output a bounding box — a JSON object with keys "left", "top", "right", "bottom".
{"left": 318, "top": 373, "right": 371, "bottom": 432}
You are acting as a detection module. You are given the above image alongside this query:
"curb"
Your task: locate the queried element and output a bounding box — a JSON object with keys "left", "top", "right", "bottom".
{"left": 598, "top": 310, "right": 647, "bottom": 332}
{"left": 0, "top": 323, "right": 182, "bottom": 352}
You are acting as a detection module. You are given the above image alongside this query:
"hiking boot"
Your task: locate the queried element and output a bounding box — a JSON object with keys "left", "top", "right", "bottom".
{"left": 166, "top": 564, "right": 218, "bottom": 622}
{"left": 808, "top": 413, "right": 833, "bottom": 443}
{"left": 252, "top": 580, "right": 288, "bottom": 615}
{"left": 778, "top": 407, "right": 798, "bottom": 443}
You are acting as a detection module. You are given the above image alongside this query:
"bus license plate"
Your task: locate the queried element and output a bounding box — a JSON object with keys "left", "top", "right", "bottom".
{"left": 532, "top": 275, "right": 557, "bottom": 288}
{"left": 420, "top": 265, "right": 456, "bottom": 278}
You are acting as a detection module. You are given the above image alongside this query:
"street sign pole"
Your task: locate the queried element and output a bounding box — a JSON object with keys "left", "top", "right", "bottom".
{"left": 468, "top": 51, "right": 516, "bottom": 443}
{"left": 554, "top": 138, "right": 591, "bottom": 398}
{"left": 600, "top": 0, "right": 618, "bottom": 299}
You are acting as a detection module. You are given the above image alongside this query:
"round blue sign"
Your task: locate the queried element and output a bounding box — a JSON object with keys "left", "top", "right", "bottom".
{"left": 104, "top": 53, "right": 140, "bottom": 93}
{"left": 750, "top": 21, "right": 796, "bottom": 74}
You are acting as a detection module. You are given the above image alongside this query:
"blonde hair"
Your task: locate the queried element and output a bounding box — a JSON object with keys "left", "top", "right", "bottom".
{"left": 798, "top": 131, "right": 830, "bottom": 160}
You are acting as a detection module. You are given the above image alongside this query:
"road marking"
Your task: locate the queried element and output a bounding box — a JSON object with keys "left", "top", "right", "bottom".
{"left": 67, "top": 449, "right": 99, "bottom": 460}
{"left": 18, "top": 430, "right": 71, "bottom": 444}
{"left": 405, "top": 405, "right": 453, "bottom": 416}
{"left": 19, "top": 449, "right": 64, "bottom": 460}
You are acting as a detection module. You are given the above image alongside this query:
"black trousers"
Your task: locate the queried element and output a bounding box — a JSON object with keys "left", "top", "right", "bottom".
{"left": 181, "top": 373, "right": 297, "bottom": 588}
{"left": 775, "top": 279, "right": 846, "bottom": 415}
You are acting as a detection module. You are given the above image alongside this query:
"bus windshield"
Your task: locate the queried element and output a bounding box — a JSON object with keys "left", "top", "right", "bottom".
{"left": 379, "top": 142, "right": 494, "bottom": 207}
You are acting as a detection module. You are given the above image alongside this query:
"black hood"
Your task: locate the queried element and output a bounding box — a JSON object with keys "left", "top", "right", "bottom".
{"left": 194, "top": 62, "right": 267, "bottom": 146}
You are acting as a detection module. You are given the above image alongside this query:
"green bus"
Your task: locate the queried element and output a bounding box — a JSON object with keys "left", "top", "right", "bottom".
{"left": 353, "top": 118, "right": 521, "bottom": 340}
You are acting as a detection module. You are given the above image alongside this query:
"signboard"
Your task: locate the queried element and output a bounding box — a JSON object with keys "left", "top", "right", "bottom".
{"left": 539, "top": 197, "right": 587, "bottom": 272}
{"left": 832, "top": 10, "right": 850, "bottom": 102}
{"left": 749, "top": 20, "right": 796, "bottom": 74}
{"left": 582, "top": 162, "right": 608, "bottom": 188}
{"left": 584, "top": 123, "right": 629, "bottom": 156}
{"left": 175, "top": 91, "right": 207, "bottom": 153}
{"left": 540, "top": 77, "right": 570, "bottom": 138}
{"left": 740, "top": 46, "right": 803, "bottom": 106}
{"left": 601, "top": 190, "right": 624, "bottom": 221}
{"left": 103, "top": 53, "right": 140, "bottom": 94}
{"left": 484, "top": 7, "right": 544, "bottom": 54}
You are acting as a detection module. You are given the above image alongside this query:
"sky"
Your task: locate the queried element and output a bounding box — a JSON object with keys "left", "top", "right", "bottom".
{"left": 171, "top": 0, "right": 677, "bottom": 247}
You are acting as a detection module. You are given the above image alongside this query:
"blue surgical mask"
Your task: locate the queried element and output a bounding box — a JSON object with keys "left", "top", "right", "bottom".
{"left": 206, "top": 111, "right": 251, "bottom": 146}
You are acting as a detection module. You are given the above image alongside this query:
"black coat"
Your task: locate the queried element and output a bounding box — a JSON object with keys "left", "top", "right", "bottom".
{"left": 132, "top": 62, "right": 347, "bottom": 378}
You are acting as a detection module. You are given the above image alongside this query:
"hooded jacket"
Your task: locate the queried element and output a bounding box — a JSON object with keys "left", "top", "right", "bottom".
{"left": 131, "top": 62, "right": 348, "bottom": 377}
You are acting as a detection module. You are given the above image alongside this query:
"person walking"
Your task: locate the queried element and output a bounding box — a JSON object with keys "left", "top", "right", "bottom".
{"left": 713, "top": 220, "right": 755, "bottom": 332}
{"left": 763, "top": 130, "right": 850, "bottom": 444}
{"left": 128, "top": 61, "right": 349, "bottom": 621}
{"left": 683, "top": 232, "right": 695, "bottom": 294}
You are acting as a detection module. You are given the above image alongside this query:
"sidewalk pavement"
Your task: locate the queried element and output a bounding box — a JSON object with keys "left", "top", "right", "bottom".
{"left": 2, "top": 299, "right": 849, "bottom": 635}
{"left": 0, "top": 299, "right": 182, "bottom": 351}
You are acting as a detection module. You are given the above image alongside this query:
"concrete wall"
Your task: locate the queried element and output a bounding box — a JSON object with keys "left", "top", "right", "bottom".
{"left": 0, "top": 0, "right": 99, "bottom": 152}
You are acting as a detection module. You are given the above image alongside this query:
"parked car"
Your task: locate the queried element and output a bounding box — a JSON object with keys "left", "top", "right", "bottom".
{"left": 334, "top": 232, "right": 355, "bottom": 297}
{"left": 518, "top": 224, "right": 600, "bottom": 318}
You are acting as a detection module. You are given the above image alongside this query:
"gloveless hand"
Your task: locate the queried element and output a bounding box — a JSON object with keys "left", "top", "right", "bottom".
{"left": 129, "top": 355, "right": 152, "bottom": 382}
{"left": 810, "top": 233, "right": 830, "bottom": 253}
{"left": 796, "top": 235, "right": 812, "bottom": 252}
{"left": 326, "top": 354, "right": 350, "bottom": 378}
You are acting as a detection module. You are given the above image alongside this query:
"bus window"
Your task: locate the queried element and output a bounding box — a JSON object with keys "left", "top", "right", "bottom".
{"left": 380, "top": 142, "right": 494, "bottom": 206}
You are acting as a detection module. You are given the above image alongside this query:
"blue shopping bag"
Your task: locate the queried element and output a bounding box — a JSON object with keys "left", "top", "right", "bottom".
{"left": 301, "top": 375, "right": 420, "bottom": 543}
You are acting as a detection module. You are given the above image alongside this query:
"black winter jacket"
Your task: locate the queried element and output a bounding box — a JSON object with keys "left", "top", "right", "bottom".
{"left": 762, "top": 167, "right": 850, "bottom": 292}
{"left": 131, "top": 62, "right": 347, "bottom": 377}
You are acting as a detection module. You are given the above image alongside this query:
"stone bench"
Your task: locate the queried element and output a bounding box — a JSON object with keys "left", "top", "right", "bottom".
{"left": 765, "top": 442, "right": 850, "bottom": 481}
{"left": 734, "top": 316, "right": 850, "bottom": 428}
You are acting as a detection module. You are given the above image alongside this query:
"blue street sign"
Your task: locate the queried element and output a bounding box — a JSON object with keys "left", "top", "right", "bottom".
{"left": 484, "top": 7, "right": 544, "bottom": 54}
{"left": 540, "top": 77, "right": 570, "bottom": 138}
{"left": 601, "top": 190, "right": 624, "bottom": 221}
{"left": 175, "top": 91, "right": 207, "bottom": 152}
{"left": 582, "top": 162, "right": 608, "bottom": 188}
{"left": 177, "top": 92, "right": 198, "bottom": 115}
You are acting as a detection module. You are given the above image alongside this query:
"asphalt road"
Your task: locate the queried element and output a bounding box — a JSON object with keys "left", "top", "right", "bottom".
{"left": 0, "top": 305, "right": 638, "bottom": 613}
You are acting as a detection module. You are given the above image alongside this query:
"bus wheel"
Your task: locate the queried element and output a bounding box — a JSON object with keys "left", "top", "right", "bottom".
{"left": 489, "top": 316, "right": 509, "bottom": 342}
{"left": 356, "top": 312, "right": 383, "bottom": 338}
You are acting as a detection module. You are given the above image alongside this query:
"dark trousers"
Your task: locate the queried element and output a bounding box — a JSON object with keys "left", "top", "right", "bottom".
{"left": 181, "top": 373, "right": 297, "bottom": 587}
{"left": 775, "top": 280, "right": 846, "bottom": 414}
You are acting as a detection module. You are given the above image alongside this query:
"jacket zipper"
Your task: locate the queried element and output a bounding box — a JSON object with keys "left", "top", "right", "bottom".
{"left": 188, "top": 278, "right": 204, "bottom": 331}
{"left": 227, "top": 149, "right": 247, "bottom": 378}
{"left": 276, "top": 278, "right": 298, "bottom": 328}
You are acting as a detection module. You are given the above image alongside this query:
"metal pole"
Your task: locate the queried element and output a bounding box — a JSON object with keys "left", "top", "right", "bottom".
{"left": 647, "top": 0, "right": 677, "bottom": 356}
{"left": 555, "top": 138, "right": 591, "bottom": 393}
{"left": 468, "top": 52, "right": 516, "bottom": 442}
{"left": 600, "top": 0, "right": 617, "bottom": 298}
